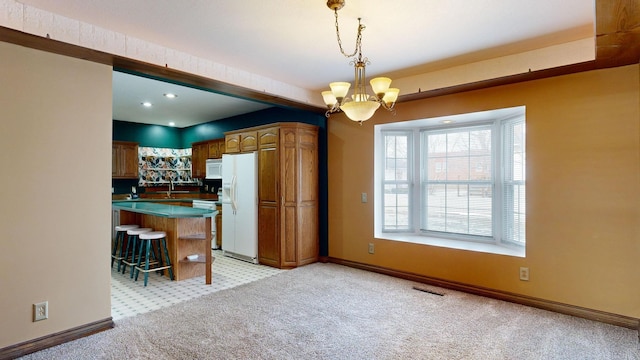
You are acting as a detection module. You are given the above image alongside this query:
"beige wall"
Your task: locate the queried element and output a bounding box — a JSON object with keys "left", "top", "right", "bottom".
{"left": 328, "top": 65, "right": 640, "bottom": 318}
{"left": 0, "top": 42, "right": 113, "bottom": 347}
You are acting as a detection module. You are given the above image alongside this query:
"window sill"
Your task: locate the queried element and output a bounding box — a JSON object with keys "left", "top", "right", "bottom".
{"left": 376, "top": 233, "right": 525, "bottom": 258}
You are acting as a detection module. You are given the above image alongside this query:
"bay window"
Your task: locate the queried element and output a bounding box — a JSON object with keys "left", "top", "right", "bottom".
{"left": 375, "top": 107, "right": 526, "bottom": 255}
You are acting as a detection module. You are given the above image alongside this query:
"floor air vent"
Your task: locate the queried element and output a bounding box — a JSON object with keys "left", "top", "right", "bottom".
{"left": 412, "top": 286, "right": 444, "bottom": 296}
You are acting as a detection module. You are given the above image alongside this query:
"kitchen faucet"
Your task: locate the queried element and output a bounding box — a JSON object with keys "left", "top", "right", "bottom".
{"left": 167, "top": 178, "right": 174, "bottom": 198}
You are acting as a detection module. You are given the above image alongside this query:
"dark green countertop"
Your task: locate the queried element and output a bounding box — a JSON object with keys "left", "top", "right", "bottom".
{"left": 112, "top": 201, "right": 217, "bottom": 218}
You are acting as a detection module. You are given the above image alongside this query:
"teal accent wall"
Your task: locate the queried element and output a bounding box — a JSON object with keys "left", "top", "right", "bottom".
{"left": 113, "top": 120, "right": 183, "bottom": 148}
{"left": 181, "top": 107, "right": 325, "bottom": 145}
{"left": 115, "top": 107, "right": 324, "bottom": 148}
{"left": 113, "top": 106, "right": 329, "bottom": 257}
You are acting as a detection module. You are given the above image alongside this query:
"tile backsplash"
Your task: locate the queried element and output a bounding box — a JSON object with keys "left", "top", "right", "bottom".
{"left": 138, "top": 147, "right": 194, "bottom": 186}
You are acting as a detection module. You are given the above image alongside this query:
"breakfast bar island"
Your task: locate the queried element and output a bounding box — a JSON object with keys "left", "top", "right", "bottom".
{"left": 112, "top": 201, "right": 216, "bottom": 284}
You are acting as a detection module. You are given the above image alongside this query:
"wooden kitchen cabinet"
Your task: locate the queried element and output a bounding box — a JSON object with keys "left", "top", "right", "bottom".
{"left": 225, "top": 123, "right": 318, "bottom": 269}
{"left": 191, "top": 141, "right": 208, "bottom": 178}
{"left": 208, "top": 139, "right": 225, "bottom": 159}
{"left": 225, "top": 134, "right": 240, "bottom": 153}
{"left": 112, "top": 141, "right": 139, "bottom": 179}
{"left": 225, "top": 131, "right": 257, "bottom": 153}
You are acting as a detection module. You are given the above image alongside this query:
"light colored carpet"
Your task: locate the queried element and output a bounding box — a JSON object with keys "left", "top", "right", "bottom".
{"left": 20, "top": 263, "right": 640, "bottom": 359}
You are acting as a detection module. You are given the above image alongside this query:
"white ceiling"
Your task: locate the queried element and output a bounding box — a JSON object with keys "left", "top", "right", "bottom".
{"left": 17, "top": 0, "right": 595, "bottom": 128}
{"left": 112, "top": 72, "right": 273, "bottom": 127}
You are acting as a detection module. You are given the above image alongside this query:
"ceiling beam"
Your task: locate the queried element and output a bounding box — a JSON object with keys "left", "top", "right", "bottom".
{"left": 1, "top": 0, "right": 638, "bottom": 108}
{"left": 0, "top": 26, "right": 324, "bottom": 114}
{"left": 595, "top": 0, "right": 640, "bottom": 66}
{"left": 111, "top": 57, "right": 324, "bottom": 114}
{"left": 400, "top": 0, "right": 640, "bottom": 103}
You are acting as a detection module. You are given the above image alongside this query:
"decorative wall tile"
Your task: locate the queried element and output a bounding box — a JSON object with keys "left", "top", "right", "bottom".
{"left": 138, "top": 147, "right": 193, "bottom": 186}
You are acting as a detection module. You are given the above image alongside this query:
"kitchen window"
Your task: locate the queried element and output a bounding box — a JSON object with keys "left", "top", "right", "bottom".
{"left": 374, "top": 107, "right": 526, "bottom": 256}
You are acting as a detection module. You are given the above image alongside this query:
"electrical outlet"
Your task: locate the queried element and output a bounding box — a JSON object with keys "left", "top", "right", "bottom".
{"left": 368, "top": 243, "right": 375, "bottom": 254}
{"left": 33, "top": 301, "right": 48, "bottom": 322}
{"left": 519, "top": 267, "right": 530, "bottom": 281}
{"left": 361, "top": 192, "right": 368, "bottom": 203}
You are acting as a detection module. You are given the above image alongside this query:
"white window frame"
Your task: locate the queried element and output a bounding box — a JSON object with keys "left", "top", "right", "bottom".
{"left": 500, "top": 117, "right": 526, "bottom": 246}
{"left": 420, "top": 123, "right": 495, "bottom": 241}
{"left": 374, "top": 106, "right": 526, "bottom": 257}
{"left": 380, "top": 131, "right": 414, "bottom": 232}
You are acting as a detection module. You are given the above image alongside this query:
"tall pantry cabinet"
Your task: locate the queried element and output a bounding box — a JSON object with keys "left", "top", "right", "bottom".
{"left": 225, "top": 122, "right": 318, "bottom": 269}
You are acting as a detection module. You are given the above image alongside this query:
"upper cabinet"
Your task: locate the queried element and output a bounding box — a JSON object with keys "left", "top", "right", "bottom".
{"left": 112, "top": 141, "right": 139, "bottom": 179}
{"left": 225, "top": 131, "right": 257, "bottom": 153}
{"left": 208, "top": 138, "right": 225, "bottom": 159}
{"left": 191, "top": 138, "right": 225, "bottom": 179}
{"left": 191, "top": 141, "right": 208, "bottom": 179}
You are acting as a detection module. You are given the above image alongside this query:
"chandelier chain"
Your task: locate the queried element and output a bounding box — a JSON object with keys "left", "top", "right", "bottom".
{"left": 334, "top": 10, "right": 363, "bottom": 59}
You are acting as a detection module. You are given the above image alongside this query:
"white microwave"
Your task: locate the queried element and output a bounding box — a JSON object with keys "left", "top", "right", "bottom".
{"left": 205, "top": 159, "right": 222, "bottom": 179}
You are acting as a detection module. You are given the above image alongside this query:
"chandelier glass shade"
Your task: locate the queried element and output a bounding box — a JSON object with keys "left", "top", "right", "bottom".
{"left": 321, "top": 1, "right": 399, "bottom": 124}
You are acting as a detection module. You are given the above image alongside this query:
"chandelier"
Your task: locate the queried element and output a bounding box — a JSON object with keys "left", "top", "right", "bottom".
{"left": 321, "top": 0, "right": 399, "bottom": 124}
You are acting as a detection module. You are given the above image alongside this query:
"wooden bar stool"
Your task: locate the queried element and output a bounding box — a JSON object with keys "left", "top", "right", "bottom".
{"left": 134, "top": 231, "right": 174, "bottom": 286}
{"left": 112, "top": 224, "right": 139, "bottom": 272}
{"left": 121, "top": 227, "right": 152, "bottom": 277}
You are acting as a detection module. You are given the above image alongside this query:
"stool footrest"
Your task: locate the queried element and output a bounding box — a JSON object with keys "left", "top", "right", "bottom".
{"left": 135, "top": 265, "right": 172, "bottom": 273}
{"left": 122, "top": 258, "right": 158, "bottom": 268}
{"left": 121, "top": 258, "right": 140, "bottom": 266}
{"left": 126, "top": 259, "right": 159, "bottom": 266}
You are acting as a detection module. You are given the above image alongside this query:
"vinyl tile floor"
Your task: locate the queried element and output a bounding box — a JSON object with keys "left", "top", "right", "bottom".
{"left": 111, "top": 250, "right": 284, "bottom": 321}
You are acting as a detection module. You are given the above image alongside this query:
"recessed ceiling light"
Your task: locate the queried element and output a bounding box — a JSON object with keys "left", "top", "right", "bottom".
{"left": 142, "top": 102, "right": 152, "bottom": 107}
{"left": 442, "top": 120, "right": 454, "bottom": 124}
{"left": 168, "top": 122, "right": 176, "bottom": 127}
{"left": 164, "top": 93, "right": 177, "bottom": 99}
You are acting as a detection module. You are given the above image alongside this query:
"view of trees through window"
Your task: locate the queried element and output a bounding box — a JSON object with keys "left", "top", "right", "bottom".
{"left": 383, "top": 133, "right": 411, "bottom": 230}
{"left": 379, "top": 108, "right": 525, "bottom": 247}
{"left": 423, "top": 126, "right": 493, "bottom": 237}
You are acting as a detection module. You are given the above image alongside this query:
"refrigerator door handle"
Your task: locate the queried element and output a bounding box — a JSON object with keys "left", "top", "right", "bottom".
{"left": 231, "top": 175, "right": 238, "bottom": 214}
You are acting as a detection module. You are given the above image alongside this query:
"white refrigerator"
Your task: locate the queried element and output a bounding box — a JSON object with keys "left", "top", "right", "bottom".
{"left": 221, "top": 152, "right": 258, "bottom": 263}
